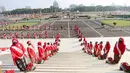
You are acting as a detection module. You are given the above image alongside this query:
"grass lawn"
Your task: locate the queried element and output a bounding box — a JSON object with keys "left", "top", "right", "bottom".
{"left": 101, "top": 20, "right": 130, "bottom": 26}
{"left": 0, "top": 22, "right": 40, "bottom": 30}
{"left": 7, "top": 22, "right": 40, "bottom": 27}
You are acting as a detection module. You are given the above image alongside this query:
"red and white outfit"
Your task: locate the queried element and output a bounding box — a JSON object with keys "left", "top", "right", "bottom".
{"left": 120, "top": 62, "right": 130, "bottom": 72}
{"left": 39, "top": 33, "right": 42, "bottom": 38}
{"left": 37, "top": 42, "right": 44, "bottom": 60}
{"left": 98, "top": 41, "right": 110, "bottom": 59}
{"left": 83, "top": 37, "right": 87, "bottom": 45}
{"left": 114, "top": 41, "right": 125, "bottom": 57}
{"left": 43, "top": 42, "right": 48, "bottom": 61}
{"left": 21, "top": 33, "right": 24, "bottom": 39}
{"left": 88, "top": 43, "right": 93, "bottom": 55}
{"left": 33, "top": 32, "right": 37, "bottom": 38}
{"left": 10, "top": 33, "right": 13, "bottom": 39}
{"left": 96, "top": 43, "right": 103, "bottom": 57}
{"left": 27, "top": 33, "right": 30, "bottom": 38}
{"left": 15, "top": 32, "right": 19, "bottom": 38}
{"left": 104, "top": 42, "right": 111, "bottom": 55}
{"left": 3, "top": 33, "right": 6, "bottom": 39}
{"left": 55, "top": 33, "right": 60, "bottom": 43}
{"left": 93, "top": 43, "right": 98, "bottom": 57}
{"left": 10, "top": 38, "right": 26, "bottom": 65}
{"left": 27, "top": 43, "right": 37, "bottom": 63}
{"left": 46, "top": 44, "right": 51, "bottom": 57}
{"left": 84, "top": 43, "right": 88, "bottom": 53}
{"left": 107, "top": 38, "right": 126, "bottom": 64}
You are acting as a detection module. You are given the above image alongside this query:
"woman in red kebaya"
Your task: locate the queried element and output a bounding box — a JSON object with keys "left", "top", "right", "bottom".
{"left": 92, "top": 42, "right": 98, "bottom": 57}
{"left": 106, "top": 38, "right": 126, "bottom": 64}
{"left": 27, "top": 41, "right": 37, "bottom": 63}
{"left": 96, "top": 41, "right": 103, "bottom": 57}
{"left": 98, "top": 41, "right": 111, "bottom": 60}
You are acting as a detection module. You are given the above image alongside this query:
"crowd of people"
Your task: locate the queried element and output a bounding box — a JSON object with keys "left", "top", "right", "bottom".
{"left": 74, "top": 25, "right": 130, "bottom": 73}
{"left": 2, "top": 24, "right": 130, "bottom": 73}
{"left": 4, "top": 33, "right": 60, "bottom": 73}
{"left": 1, "top": 24, "right": 68, "bottom": 39}
{"left": 1, "top": 31, "right": 50, "bottom": 39}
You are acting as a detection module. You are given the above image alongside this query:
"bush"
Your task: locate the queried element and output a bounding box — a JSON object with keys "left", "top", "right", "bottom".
{"left": 113, "top": 22, "right": 116, "bottom": 26}
{"left": 101, "top": 23, "right": 105, "bottom": 26}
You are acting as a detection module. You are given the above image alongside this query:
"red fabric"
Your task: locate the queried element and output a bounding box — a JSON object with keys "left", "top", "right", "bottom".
{"left": 10, "top": 33, "right": 12, "bottom": 38}
{"left": 27, "top": 33, "right": 30, "bottom": 38}
{"left": 93, "top": 43, "right": 98, "bottom": 56}
{"left": 53, "top": 43, "right": 57, "bottom": 50}
{"left": 21, "top": 34, "right": 24, "bottom": 38}
{"left": 89, "top": 43, "right": 93, "bottom": 50}
{"left": 55, "top": 41, "right": 58, "bottom": 45}
{"left": 33, "top": 32, "right": 37, "bottom": 38}
{"left": 88, "top": 43, "right": 93, "bottom": 54}
{"left": 37, "top": 42, "right": 44, "bottom": 59}
{"left": 1, "top": 48, "right": 8, "bottom": 51}
{"left": 83, "top": 37, "right": 87, "bottom": 44}
{"left": 26, "top": 62, "right": 33, "bottom": 71}
{"left": 121, "top": 62, "right": 130, "bottom": 70}
{"left": 52, "top": 45, "right": 55, "bottom": 50}
{"left": 43, "top": 43, "right": 47, "bottom": 60}
{"left": 84, "top": 43, "right": 88, "bottom": 52}
{"left": 27, "top": 45, "right": 37, "bottom": 63}
{"left": 45, "top": 45, "right": 50, "bottom": 58}
{"left": 39, "top": 33, "right": 42, "bottom": 38}
{"left": 77, "top": 29, "right": 80, "bottom": 34}
{"left": 87, "top": 43, "right": 90, "bottom": 51}
{"left": 104, "top": 41, "right": 111, "bottom": 54}
{"left": 10, "top": 39, "right": 26, "bottom": 65}
{"left": 4, "top": 70, "right": 15, "bottom": 73}
{"left": 56, "top": 33, "right": 60, "bottom": 40}
{"left": 3, "top": 33, "right": 6, "bottom": 38}
{"left": 46, "top": 45, "right": 50, "bottom": 51}
{"left": 50, "top": 45, "right": 53, "bottom": 50}
{"left": 113, "top": 38, "right": 126, "bottom": 55}
{"left": 15, "top": 32, "right": 19, "bottom": 37}
{"left": 96, "top": 43, "right": 103, "bottom": 56}
{"left": 43, "top": 42, "right": 46, "bottom": 49}
{"left": 99, "top": 44, "right": 103, "bottom": 51}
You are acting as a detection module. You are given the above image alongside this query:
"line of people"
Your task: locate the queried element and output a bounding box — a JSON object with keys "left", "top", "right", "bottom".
{"left": 4, "top": 34, "right": 60, "bottom": 73}
{"left": 1, "top": 31, "right": 49, "bottom": 39}
{"left": 73, "top": 25, "right": 130, "bottom": 73}
{"left": 81, "top": 37, "right": 129, "bottom": 72}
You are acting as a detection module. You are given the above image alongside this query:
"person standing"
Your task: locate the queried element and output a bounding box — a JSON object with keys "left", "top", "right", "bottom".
{"left": 37, "top": 42, "right": 44, "bottom": 64}
{"left": 27, "top": 41, "right": 37, "bottom": 63}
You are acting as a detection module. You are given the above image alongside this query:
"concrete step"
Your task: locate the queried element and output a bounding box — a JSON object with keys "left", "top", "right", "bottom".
{"left": 2, "top": 38, "right": 130, "bottom": 73}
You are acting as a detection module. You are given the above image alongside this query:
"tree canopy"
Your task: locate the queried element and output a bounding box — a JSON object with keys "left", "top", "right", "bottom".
{"left": 2, "top": 5, "right": 130, "bottom": 15}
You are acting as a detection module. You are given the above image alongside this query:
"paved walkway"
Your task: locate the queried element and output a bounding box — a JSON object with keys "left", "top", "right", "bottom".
{"left": 1, "top": 38, "right": 130, "bottom": 73}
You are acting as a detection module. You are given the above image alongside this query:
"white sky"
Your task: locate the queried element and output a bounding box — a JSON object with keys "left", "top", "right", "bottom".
{"left": 0, "top": 0, "right": 130, "bottom": 10}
